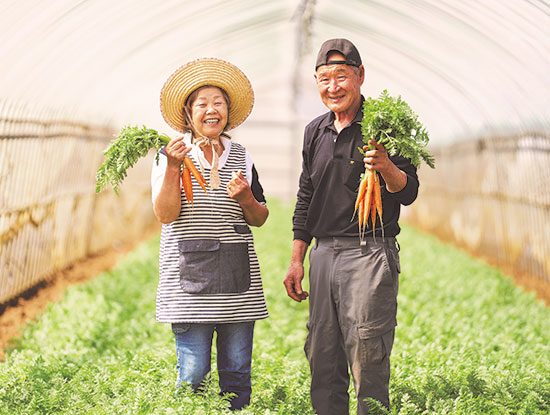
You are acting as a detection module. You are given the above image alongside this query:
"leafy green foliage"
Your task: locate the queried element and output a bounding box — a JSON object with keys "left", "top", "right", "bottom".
{"left": 95, "top": 125, "right": 171, "bottom": 194}
{"left": 393, "top": 226, "right": 550, "bottom": 414}
{"left": 361, "top": 90, "right": 435, "bottom": 169}
{"left": 1, "top": 201, "right": 549, "bottom": 414}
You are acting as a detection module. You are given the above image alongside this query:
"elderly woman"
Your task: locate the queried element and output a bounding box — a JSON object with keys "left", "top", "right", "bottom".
{"left": 151, "top": 58, "right": 269, "bottom": 411}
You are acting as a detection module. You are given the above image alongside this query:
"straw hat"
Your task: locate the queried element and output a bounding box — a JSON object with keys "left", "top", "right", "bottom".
{"left": 160, "top": 58, "right": 254, "bottom": 133}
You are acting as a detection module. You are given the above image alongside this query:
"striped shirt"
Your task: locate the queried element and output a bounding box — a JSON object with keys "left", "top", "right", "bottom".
{"left": 151, "top": 135, "right": 269, "bottom": 323}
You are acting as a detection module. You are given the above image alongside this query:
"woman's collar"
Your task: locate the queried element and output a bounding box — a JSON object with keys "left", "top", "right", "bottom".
{"left": 188, "top": 133, "right": 232, "bottom": 168}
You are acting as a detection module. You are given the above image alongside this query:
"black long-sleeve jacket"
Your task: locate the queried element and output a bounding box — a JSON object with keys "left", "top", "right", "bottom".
{"left": 292, "top": 98, "right": 419, "bottom": 244}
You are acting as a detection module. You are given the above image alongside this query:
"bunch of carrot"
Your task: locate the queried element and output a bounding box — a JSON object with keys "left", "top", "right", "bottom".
{"left": 353, "top": 90, "right": 436, "bottom": 242}
{"left": 353, "top": 151, "right": 383, "bottom": 242}
{"left": 181, "top": 157, "right": 208, "bottom": 206}
{"left": 95, "top": 126, "right": 211, "bottom": 201}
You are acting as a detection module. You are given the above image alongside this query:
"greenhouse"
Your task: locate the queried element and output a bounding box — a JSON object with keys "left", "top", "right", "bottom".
{"left": 1, "top": 1, "right": 549, "bottom": 414}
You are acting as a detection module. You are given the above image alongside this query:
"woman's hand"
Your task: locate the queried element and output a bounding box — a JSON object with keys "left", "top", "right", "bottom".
{"left": 227, "top": 170, "right": 252, "bottom": 203}
{"left": 152, "top": 136, "right": 190, "bottom": 224}
{"left": 227, "top": 170, "right": 269, "bottom": 227}
{"left": 165, "top": 136, "right": 191, "bottom": 168}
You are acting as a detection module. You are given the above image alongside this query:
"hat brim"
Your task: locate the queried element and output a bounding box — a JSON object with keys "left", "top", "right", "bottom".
{"left": 160, "top": 58, "right": 254, "bottom": 133}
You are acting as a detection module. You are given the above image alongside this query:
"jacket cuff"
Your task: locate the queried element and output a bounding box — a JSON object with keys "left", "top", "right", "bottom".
{"left": 293, "top": 229, "right": 313, "bottom": 245}
{"left": 388, "top": 174, "right": 418, "bottom": 206}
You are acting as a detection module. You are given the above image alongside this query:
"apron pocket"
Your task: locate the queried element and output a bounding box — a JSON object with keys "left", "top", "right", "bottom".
{"left": 178, "top": 239, "right": 251, "bottom": 294}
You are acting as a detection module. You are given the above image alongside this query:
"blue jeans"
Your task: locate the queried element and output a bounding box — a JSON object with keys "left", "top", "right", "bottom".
{"left": 172, "top": 321, "right": 255, "bottom": 411}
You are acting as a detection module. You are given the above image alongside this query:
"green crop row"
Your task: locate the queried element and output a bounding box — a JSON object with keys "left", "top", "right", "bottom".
{"left": 1, "top": 200, "right": 549, "bottom": 414}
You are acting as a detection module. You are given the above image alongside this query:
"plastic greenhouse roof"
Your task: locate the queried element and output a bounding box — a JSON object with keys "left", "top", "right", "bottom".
{"left": 1, "top": 0, "right": 549, "bottom": 144}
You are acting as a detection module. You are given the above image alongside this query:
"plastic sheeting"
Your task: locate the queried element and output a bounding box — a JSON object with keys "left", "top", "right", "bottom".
{"left": 1, "top": 0, "right": 548, "bottom": 143}
{"left": 1, "top": 0, "right": 549, "bottom": 302}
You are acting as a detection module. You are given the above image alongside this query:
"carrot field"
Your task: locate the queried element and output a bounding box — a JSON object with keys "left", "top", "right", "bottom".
{"left": 1, "top": 200, "right": 549, "bottom": 415}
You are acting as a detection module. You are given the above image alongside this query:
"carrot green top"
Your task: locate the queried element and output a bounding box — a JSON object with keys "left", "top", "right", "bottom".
{"left": 360, "top": 90, "right": 435, "bottom": 169}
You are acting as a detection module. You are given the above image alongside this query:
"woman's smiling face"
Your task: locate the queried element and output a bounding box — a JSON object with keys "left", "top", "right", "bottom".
{"left": 189, "top": 86, "right": 229, "bottom": 138}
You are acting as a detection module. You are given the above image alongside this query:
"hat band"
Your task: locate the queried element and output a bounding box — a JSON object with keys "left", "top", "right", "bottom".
{"left": 316, "top": 59, "right": 359, "bottom": 69}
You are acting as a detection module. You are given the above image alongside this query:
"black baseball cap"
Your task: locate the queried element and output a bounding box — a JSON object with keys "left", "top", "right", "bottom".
{"left": 315, "top": 38, "right": 362, "bottom": 70}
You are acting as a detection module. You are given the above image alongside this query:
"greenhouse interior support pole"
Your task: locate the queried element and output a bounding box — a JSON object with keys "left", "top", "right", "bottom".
{"left": 290, "top": 0, "right": 316, "bottom": 199}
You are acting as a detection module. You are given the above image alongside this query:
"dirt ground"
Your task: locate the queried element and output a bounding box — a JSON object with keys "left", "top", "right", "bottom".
{"left": 441, "top": 237, "right": 550, "bottom": 308}
{"left": 0, "top": 226, "right": 160, "bottom": 361}
{"left": 495, "top": 267, "right": 550, "bottom": 307}
{"left": 1, "top": 227, "right": 548, "bottom": 361}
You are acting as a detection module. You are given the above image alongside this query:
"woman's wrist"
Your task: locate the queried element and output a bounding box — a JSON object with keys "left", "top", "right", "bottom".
{"left": 165, "top": 162, "right": 182, "bottom": 175}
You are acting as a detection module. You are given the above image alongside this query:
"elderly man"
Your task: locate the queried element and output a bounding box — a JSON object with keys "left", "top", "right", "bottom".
{"left": 284, "top": 38, "right": 419, "bottom": 414}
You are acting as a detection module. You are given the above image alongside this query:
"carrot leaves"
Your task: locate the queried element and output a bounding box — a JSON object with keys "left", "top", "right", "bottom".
{"left": 361, "top": 89, "right": 435, "bottom": 169}
{"left": 95, "top": 125, "right": 171, "bottom": 194}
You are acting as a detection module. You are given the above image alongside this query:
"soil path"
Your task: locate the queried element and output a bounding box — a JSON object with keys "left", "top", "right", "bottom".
{"left": 0, "top": 226, "right": 159, "bottom": 360}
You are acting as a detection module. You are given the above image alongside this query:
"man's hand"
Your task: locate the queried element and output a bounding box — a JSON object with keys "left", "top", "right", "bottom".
{"left": 363, "top": 140, "right": 407, "bottom": 193}
{"left": 363, "top": 140, "right": 392, "bottom": 174}
{"left": 284, "top": 262, "right": 309, "bottom": 302}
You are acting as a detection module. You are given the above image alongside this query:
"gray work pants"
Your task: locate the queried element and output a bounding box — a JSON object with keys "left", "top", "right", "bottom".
{"left": 305, "top": 236, "right": 400, "bottom": 415}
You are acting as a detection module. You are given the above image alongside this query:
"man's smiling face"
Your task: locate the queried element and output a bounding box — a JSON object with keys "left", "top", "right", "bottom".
{"left": 314, "top": 52, "right": 364, "bottom": 116}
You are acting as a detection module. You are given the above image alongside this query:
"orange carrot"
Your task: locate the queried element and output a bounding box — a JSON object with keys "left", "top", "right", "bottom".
{"left": 353, "top": 174, "right": 368, "bottom": 218}
{"left": 373, "top": 173, "right": 384, "bottom": 240}
{"left": 373, "top": 173, "right": 382, "bottom": 219}
{"left": 183, "top": 157, "right": 209, "bottom": 193}
{"left": 358, "top": 192, "right": 365, "bottom": 230}
{"left": 181, "top": 164, "right": 193, "bottom": 206}
{"left": 354, "top": 143, "right": 388, "bottom": 241}
{"left": 370, "top": 195, "right": 377, "bottom": 241}
{"left": 362, "top": 170, "right": 375, "bottom": 231}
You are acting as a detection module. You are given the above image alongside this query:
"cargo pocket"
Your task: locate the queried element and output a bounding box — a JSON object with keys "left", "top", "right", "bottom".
{"left": 358, "top": 328, "right": 395, "bottom": 365}
{"left": 178, "top": 239, "right": 250, "bottom": 294}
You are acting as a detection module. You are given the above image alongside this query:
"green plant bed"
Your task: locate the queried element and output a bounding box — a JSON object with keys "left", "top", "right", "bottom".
{"left": 1, "top": 199, "right": 549, "bottom": 414}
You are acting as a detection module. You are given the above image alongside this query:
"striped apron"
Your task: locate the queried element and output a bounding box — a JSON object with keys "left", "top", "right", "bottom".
{"left": 155, "top": 142, "right": 269, "bottom": 323}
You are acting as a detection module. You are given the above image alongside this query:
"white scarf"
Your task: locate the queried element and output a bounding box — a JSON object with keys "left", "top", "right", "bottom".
{"left": 193, "top": 134, "right": 221, "bottom": 189}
